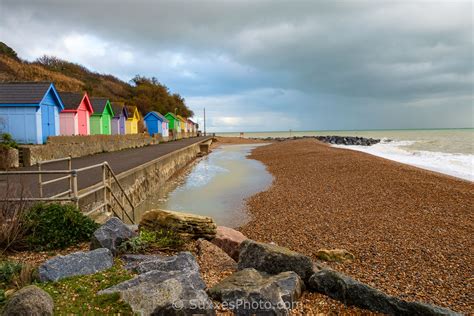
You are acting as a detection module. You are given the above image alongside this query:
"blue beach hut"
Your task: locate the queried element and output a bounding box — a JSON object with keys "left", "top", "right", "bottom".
{"left": 144, "top": 111, "right": 169, "bottom": 137}
{"left": 0, "top": 82, "right": 64, "bottom": 144}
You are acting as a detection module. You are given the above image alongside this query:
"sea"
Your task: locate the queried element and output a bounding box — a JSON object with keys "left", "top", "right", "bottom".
{"left": 215, "top": 129, "right": 474, "bottom": 182}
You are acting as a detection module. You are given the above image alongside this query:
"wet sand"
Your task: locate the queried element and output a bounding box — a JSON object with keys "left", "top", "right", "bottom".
{"left": 238, "top": 138, "right": 473, "bottom": 313}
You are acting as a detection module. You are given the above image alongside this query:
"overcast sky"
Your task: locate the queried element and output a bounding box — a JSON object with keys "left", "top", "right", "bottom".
{"left": 0, "top": 0, "right": 472, "bottom": 132}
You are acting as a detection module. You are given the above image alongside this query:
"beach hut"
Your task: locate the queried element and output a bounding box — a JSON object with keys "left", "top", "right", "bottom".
{"left": 90, "top": 98, "right": 114, "bottom": 135}
{"left": 125, "top": 105, "right": 139, "bottom": 134}
{"left": 176, "top": 115, "right": 187, "bottom": 134}
{"left": 187, "top": 119, "right": 195, "bottom": 135}
{"left": 110, "top": 102, "right": 128, "bottom": 135}
{"left": 58, "top": 92, "right": 93, "bottom": 136}
{"left": 0, "top": 82, "right": 64, "bottom": 144}
{"left": 165, "top": 112, "right": 180, "bottom": 136}
{"left": 144, "top": 111, "right": 169, "bottom": 137}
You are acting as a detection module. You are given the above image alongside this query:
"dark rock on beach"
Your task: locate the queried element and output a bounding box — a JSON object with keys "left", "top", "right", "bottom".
{"left": 308, "top": 269, "right": 460, "bottom": 316}
{"left": 209, "top": 268, "right": 304, "bottom": 316}
{"left": 2, "top": 285, "right": 54, "bottom": 316}
{"left": 238, "top": 240, "right": 314, "bottom": 282}
{"left": 38, "top": 248, "right": 113, "bottom": 282}
{"left": 90, "top": 217, "right": 137, "bottom": 255}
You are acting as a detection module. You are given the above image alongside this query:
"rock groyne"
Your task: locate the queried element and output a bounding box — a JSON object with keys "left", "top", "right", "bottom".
{"left": 252, "top": 135, "right": 381, "bottom": 146}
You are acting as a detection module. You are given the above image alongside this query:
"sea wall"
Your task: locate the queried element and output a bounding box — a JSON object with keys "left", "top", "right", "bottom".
{"left": 79, "top": 139, "right": 206, "bottom": 223}
{"left": 19, "top": 134, "right": 165, "bottom": 166}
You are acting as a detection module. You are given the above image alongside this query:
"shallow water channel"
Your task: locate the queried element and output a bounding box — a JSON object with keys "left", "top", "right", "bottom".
{"left": 136, "top": 144, "right": 273, "bottom": 227}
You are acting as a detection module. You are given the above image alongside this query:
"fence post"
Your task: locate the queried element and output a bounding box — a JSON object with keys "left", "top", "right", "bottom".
{"left": 102, "top": 163, "right": 108, "bottom": 214}
{"left": 37, "top": 162, "right": 43, "bottom": 198}
{"left": 68, "top": 156, "right": 72, "bottom": 197}
{"left": 71, "top": 169, "right": 79, "bottom": 209}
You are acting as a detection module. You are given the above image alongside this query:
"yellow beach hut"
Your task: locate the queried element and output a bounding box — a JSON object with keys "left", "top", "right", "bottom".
{"left": 176, "top": 115, "right": 187, "bottom": 135}
{"left": 125, "top": 105, "right": 140, "bottom": 134}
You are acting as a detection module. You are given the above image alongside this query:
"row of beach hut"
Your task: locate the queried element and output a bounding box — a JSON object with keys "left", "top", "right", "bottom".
{"left": 0, "top": 82, "right": 198, "bottom": 144}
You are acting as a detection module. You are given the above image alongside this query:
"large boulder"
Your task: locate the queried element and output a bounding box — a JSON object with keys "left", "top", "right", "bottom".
{"left": 139, "top": 209, "right": 217, "bottom": 240}
{"left": 209, "top": 268, "right": 303, "bottom": 315}
{"left": 98, "top": 269, "right": 214, "bottom": 315}
{"left": 136, "top": 252, "right": 200, "bottom": 274}
{"left": 308, "top": 269, "right": 460, "bottom": 315}
{"left": 238, "top": 240, "right": 314, "bottom": 282}
{"left": 38, "top": 248, "right": 113, "bottom": 282}
{"left": 90, "top": 217, "right": 136, "bottom": 255}
{"left": 211, "top": 226, "right": 247, "bottom": 261}
{"left": 2, "top": 285, "right": 54, "bottom": 316}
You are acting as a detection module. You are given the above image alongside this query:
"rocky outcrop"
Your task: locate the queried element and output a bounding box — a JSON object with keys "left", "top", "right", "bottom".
{"left": 314, "top": 136, "right": 380, "bottom": 146}
{"left": 99, "top": 267, "right": 214, "bottom": 315}
{"left": 209, "top": 268, "right": 303, "bottom": 315}
{"left": 308, "top": 269, "right": 460, "bottom": 316}
{"left": 90, "top": 217, "right": 136, "bottom": 255}
{"left": 238, "top": 240, "right": 314, "bottom": 282}
{"left": 139, "top": 209, "right": 217, "bottom": 240}
{"left": 316, "top": 249, "right": 355, "bottom": 262}
{"left": 211, "top": 226, "right": 247, "bottom": 261}
{"left": 2, "top": 285, "right": 54, "bottom": 315}
{"left": 38, "top": 248, "right": 113, "bottom": 282}
{"left": 253, "top": 135, "right": 381, "bottom": 146}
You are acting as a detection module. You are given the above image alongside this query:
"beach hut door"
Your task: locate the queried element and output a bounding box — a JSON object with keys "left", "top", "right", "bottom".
{"left": 41, "top": 104, "right": 55, "bottom": 143}
{"left": 78, "top": 109, "right": 87, "bottom": 135}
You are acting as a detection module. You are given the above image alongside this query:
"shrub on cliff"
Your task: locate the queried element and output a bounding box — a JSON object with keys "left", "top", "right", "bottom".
{"left": 25, "top": 203, "right": 99, "bottom": 250}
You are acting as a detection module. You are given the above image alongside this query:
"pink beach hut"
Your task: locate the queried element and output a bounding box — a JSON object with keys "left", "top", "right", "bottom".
{"left": 58, "top": 92, "right": 93, "bottom": 136}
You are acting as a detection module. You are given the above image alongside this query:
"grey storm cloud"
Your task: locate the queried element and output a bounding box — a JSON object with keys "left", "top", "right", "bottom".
{"left": 0, "top": 0, "right": 472, "bottom": 131}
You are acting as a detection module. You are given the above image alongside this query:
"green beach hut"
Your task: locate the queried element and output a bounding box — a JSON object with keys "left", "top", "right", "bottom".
{"left": 165, "top": 112, "right": 180, "bottom": 137}
{"left": 90, "top": 98, "right": 114, "bottom": 135}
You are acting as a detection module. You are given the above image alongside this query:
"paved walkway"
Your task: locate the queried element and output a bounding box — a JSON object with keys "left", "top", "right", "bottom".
{"left": 0, "top": 136, "right": 210, "bottom": 197}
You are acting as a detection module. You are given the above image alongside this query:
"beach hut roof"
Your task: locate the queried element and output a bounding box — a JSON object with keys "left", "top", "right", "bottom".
{"left": 90, "top": 97, "right": 112, "bottom": 114}
{"left": 144, "top": 111, "right": 169, "bottom": 123}
{"left": 165, "top": 112, "right": 179, "bottom": 120}
{"left": 125, "top": 105, "right": 140, "bottom": 119}
{"left": 176, "top": 114, "right": 187, "bottom": 122}
{"left": 0, "top": 82, "right": 63, "bottom": 109}
{"left": 111, "top": 102, "right": 128, "bottom": 118}
{"left": 58, "top": 92, "right": 93, "bottom": 113}
{"left": 187, "top": 118, "right": 195, "bottom": 124}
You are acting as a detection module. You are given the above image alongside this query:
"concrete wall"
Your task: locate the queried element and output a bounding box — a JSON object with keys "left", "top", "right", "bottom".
{"left": 79, "top": 139, "right": 205, "bottom": 223}
{"left": 0, "top": 147, "right": 19, "bottom": 170}
{"left": 19, "top": 133, "right": 166, "bottom": 166}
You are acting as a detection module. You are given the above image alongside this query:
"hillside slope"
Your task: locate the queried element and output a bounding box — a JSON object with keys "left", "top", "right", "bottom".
{"left": 0, "top": 42, "right": 193, "bottom": 117}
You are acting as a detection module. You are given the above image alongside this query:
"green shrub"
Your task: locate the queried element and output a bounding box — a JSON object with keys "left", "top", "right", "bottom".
{"left": 0, "top": 133, "right": 18, "bottom": 149}
{"left": 25, "top": 203, "right": 99, "bottom": 250}
{"left": 0, "top": 261, "right": 22, "bottom": 284}
{"left": 118, "top": 229, "right": 184, "bottom": 253}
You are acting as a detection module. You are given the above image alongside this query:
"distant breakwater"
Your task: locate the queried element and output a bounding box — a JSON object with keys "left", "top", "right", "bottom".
{"left": 251, "top": 135, "right": 382, "bottom": 146}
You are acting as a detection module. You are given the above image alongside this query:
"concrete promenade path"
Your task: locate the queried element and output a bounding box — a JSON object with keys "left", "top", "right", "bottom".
{"left": 1, "top": 136, "right": 211, "bottom": 198}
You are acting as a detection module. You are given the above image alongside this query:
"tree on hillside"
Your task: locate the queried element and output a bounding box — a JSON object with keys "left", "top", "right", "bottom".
{"left": 130, "top": 75, "right": 193, "bottom": 117}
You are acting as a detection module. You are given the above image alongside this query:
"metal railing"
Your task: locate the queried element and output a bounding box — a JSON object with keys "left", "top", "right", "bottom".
{"left": 0, "top": 158, "right": 135, "bottom": 224}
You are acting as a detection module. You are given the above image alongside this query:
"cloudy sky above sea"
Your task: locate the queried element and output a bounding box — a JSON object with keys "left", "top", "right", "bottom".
{"left": 0, "top": 0, "right": 472, "bottom": 132}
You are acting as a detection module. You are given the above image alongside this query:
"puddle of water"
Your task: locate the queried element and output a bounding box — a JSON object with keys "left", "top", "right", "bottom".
{"left": 136, "top": 144, "right": 272, "bottom": 228}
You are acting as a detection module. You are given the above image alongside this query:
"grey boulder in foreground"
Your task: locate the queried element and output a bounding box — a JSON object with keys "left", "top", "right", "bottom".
{"left": 99, "top": 269, "right": 214, "bottom": 315}
{"left": 308, "top": 269, "right": 461, "bottom": 316}
{"left": 90, "top": 217, "right": 137, "bottom": 255}
{"left": 209, "top": 268, "right": 303, "bottom": 316}
{"left": 38, "top": 248, "right": 113, "bottom": 282}
{"left": 135, "top": 251, "right": 200, "bottom": 274}
{"left": 238, "top": 240, "right": 314, "bottom": 281}
{"left": 2, "top": 285, "right": 54, "bottom": 316}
